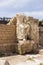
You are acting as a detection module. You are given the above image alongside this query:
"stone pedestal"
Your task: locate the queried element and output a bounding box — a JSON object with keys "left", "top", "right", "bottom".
{"left": 17, "top": 40, "right": 34, "bottom": 54}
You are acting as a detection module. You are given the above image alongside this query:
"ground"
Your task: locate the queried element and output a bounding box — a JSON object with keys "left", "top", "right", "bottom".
{"left": 0, "top": 46, "right": 43, "bottom": 65}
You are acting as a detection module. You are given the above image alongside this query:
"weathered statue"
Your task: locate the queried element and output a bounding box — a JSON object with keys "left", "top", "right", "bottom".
{"left": 16, "top": 14, "right": 39, "bottom": 54}
{"left": 16, "top": 14, "right": 31, "bottom": 42}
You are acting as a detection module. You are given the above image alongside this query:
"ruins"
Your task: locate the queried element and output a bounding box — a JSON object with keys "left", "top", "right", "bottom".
{"left": 0, "top": 13, "right": 43, "bottom": 55}
{"left": 7, "top": 14, "right": 39, "bottom": 54}
{"left": 0, "top": 13, "right": 43, "bottom": 65}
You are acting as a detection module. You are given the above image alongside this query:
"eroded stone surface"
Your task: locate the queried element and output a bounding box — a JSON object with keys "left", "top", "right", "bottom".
{"left": 16, "top": 14, "right": 39, "bottom": 54}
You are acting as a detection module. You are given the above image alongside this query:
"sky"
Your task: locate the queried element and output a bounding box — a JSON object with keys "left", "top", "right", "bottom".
{"left": 0, "top": 0, "right": 43, "bottom": 20}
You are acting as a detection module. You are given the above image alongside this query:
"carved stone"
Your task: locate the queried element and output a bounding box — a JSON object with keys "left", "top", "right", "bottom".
{"left": 16, "top": 14, "right": 31, "bottom": 41}
{"left": 16, "top": 14, "right": 39, "bottom": 54}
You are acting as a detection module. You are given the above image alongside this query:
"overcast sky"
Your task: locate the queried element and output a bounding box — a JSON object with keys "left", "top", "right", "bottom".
{"left": 0, "top": 0, "right": 43, "bottom": 20}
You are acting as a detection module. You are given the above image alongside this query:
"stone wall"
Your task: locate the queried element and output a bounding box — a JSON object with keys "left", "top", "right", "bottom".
{"left": 0, "top": 24, "right": 16, "bottom": 53}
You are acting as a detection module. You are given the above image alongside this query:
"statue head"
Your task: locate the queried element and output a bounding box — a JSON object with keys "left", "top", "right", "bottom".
{"left": 16, "top": 14, "right": 24, "bottom": 24}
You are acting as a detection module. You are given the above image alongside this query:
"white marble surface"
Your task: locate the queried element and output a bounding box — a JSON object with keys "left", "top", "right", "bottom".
{"left": 0, "top": 54, "right": 43, "bottom": 65}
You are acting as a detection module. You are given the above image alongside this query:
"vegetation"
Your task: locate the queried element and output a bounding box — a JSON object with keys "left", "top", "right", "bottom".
{"left": 27, "top": 57, "right": 35, "bottom": 61}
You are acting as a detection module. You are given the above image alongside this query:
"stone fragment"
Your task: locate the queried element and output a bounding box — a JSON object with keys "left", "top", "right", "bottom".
{"left": 7, "top": 17, "right": 17, "bottom": 25}
{"left": 0, "top": 60, "right": 9, "bottom": 65}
